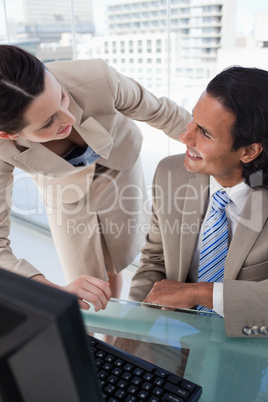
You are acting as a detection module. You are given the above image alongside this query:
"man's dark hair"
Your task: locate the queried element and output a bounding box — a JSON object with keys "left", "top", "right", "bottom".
{"left": 206, "top": 66, "right": 268, "bottom": 189}
{"left": 0, "top": 45, "right": 45, "bottom": 134}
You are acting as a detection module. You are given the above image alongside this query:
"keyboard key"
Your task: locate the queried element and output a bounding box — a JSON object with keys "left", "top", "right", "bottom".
{"left": 127, "top": 384, "right": 138, "bottom": 394}
{"left": 115, "top": 358, "right": 125, "bottom": 367}
{"left": 122, "top": 371, "right": 132, "bottom": 381}
{"left": 180, "top": 379, "right": 196, "bottom": 393}
{"left": 103, "top": 362, "right": 113, "bottom": 371}
{"left": 133, "top": 367, "right": 144, "bottom": 376}
{"left": 117, "top": 379, "right": 128, "bottom": 389}
{"left": 132, "top": 376, "right": 142, "bottom": 386}
{"left": 142, "top": 381, "right": 153, "bottom": 391}
{"left": 112, "top": 367, "right": 122, "bottom": 376}
{"left": 107, "top": 374, "right": 118, "bottom": 384}
{"left": 99, "top": 370, "right": 109, "bottom": 380}
{"left": 143, "top": 372, "right": 154, "bottom": 381}
{"left": 90, "top": 338, "right": 97, "bottom": 346}
{"left": 115, "top": 389, "right": 126, "bottom": 399}
{"left": 163, "top": 393, "right": 184, "bottom": 402}
{"left": 125, "top": 396, "right": 137, "bottom": 402}
{"left": 164, "top": 382, "right": 190, "bottom": 400}
{"left": 149, "top": 397, "right": 160, "bottom": 402}
{"left": 96, "top": 350, "right": 106, "bottom": 359}
{"left": 104, "top": 384, "right": 116, "bottom": 394}
{"left": 154, "top": 368, "right": 169, "bottom": 378}
{"left": 106, "top": 354, "right": 115, "bottom": 363}
{"left": 167, "top": 373, "right": 181, "bottom": 385}
{"left": 138, "top": 390, "right": 149, "bottom": 399}
{"left": 95, "top": 358, "right": 103, "bottom": 368}
{"left": 154, "top": 377, "right": 164, "bottom": 386}
{"left": 152, "top": 386, "right": 163, "bottom": 397}
{"left": 124, "top": 363, "right": 134, "bottom": 372}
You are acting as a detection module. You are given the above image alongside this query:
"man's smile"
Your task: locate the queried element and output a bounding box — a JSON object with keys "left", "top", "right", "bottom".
{"left": 186, "top": 148, "right": 202, "bottom": 160}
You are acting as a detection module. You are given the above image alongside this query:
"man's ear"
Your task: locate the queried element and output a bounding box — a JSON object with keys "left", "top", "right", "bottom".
{"left": 0, "top": 132, "right": 20, "bottom": 140}
{"left": 240, "top": 143, "right": 263, "bottom": 164}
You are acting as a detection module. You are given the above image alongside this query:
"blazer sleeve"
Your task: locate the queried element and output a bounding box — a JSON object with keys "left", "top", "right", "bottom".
{"left": 129, "top": 170, "right": 167, "bottom": 302}
{"left": 0, "top": 161, "right": 42, "bottom": 278}
{"left": 102, "top": 61, "right": 192, "bottom": 140}
{"left": 223, "top": 278, "right": 268, "bottom": 337}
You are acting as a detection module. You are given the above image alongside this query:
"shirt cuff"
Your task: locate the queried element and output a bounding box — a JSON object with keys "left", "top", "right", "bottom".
{"left": 212, "top": 282, "right": 224, "bottom": 317}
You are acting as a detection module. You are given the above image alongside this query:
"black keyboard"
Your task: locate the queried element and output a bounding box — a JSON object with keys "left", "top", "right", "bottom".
{"left": 87, "top": 334, "right": 202, "bottom": 402}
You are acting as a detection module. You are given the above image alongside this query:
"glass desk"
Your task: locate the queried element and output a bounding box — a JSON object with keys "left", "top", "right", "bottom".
{"left": 82, "top": 300, "right": 268, "bottom": 402}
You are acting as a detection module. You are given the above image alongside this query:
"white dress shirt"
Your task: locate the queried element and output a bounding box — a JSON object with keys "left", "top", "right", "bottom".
{"left": 189, "top": 176, "right": 250, "bottom": 316}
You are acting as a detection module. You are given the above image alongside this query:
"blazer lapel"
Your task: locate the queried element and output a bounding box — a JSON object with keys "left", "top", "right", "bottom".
{"left": 14, "top": 139, "right": 76, "bottom": 177}
{"left": 77, "top": 117, "right": 113, "bottom": 159}
{"left": 13, "top": 138, "right": 96, "bottom": 204}
{"left": 179, "top": 174, "right": 209, "bottom": 277}
{"left": 225, "top": 187, "right": 268, "bottom": 279}
{"left": 68, "top": 92, "right": 113, "bottom": 159}
{"left": 68, "top": 92, "right": 83, "bottom": 123}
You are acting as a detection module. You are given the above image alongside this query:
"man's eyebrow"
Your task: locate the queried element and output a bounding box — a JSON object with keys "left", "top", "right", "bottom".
{"left": 192, "top": 108, "right": 215, "bottom": 138}
{"left": 197, "top": 123, "right": 215, "bottom": 138}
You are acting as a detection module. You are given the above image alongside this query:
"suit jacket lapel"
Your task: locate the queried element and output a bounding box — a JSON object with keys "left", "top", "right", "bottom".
{"left": 225, "top": 187, "right": 268, "bottom": 279}
{"left": 179, "top": 174, "right": 209, "bottom": 277}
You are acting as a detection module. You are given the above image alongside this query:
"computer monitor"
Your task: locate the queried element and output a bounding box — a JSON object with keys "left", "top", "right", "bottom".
{"left": 0, "top": 268, "right": 103, "bottom": 402}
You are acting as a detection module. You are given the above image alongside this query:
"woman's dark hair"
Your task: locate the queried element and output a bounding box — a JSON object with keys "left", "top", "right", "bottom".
{"left": 0, "top": 45, "right": 45, "bottom": 134}
{"left": 206, "top": 66, "right": 268, "bottom": 189}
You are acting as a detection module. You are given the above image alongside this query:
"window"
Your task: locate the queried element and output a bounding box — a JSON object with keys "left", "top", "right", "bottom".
{"left": 1, "top": 0, "right": 268, "bottom": 226}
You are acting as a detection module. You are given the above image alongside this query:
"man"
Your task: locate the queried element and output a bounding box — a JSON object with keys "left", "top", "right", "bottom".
{"left": 129, "top": 66, "right": 268, "bottom": 337}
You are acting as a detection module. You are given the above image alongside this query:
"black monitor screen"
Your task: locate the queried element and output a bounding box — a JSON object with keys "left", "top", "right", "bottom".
{"left": 0, "top": 268, "right": 103, "bottom": 402}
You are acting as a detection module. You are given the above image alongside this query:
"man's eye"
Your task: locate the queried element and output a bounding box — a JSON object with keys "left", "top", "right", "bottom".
{"left": 201, "top": 128, "right": 210, "bottom": 138}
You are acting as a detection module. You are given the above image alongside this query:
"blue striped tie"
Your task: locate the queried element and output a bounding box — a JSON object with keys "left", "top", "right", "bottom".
{"left": 197, "top": 190, "right": 231, "bottom": 312}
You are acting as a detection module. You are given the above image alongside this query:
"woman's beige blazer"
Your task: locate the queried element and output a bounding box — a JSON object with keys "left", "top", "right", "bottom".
{"left": 0, "top": 59, "right": 191, "bottom": 282}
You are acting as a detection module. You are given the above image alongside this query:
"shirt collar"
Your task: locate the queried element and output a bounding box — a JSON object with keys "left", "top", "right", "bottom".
{"left": 209, "top": 176, "right": 251, "bottom": 213}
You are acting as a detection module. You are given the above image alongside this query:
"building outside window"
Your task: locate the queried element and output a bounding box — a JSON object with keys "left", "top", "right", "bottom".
{"left": 1, "top": 0, "right": 268, "bottom": 235}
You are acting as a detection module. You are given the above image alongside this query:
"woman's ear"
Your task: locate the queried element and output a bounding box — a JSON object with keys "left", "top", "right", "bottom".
{"left": 240, "top": 143, "right": 263, "bottom": 164}
{"left": 0, "top": 132, "right": 20, "bottom": 140}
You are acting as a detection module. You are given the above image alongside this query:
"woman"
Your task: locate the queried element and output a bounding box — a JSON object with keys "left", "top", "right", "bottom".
{"left": 0, "top": 45, "right": 190, "bottom": 309}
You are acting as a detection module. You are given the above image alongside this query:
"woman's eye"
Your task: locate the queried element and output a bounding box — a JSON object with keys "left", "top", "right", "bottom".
{"left": 42, "top": 117, "right": 54, "bottom": 129}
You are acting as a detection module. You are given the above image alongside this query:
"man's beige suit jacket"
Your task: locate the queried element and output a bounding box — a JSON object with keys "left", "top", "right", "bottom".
{"left": 129, "top": 154, "right": 268, "bottom": 337}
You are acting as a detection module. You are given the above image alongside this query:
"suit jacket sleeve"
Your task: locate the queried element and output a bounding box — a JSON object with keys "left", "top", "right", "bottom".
{"left": 129, "top": 168, "right": 167, "bottom": 301}
{"left": 0, "top": 160, "right": 41, "bottom": 278}
{"left": 224, "top": 278, "right": 268, "bottom": 337}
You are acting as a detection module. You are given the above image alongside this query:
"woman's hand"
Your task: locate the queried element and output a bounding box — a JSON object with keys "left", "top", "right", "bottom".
{"left": 64, "top": 275, "right": 111, "bottom": 311}
{"left": 31, "top": 274, "right": 111, "bottom": 311}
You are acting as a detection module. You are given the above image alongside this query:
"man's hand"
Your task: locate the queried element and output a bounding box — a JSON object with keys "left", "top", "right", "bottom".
{"left": 143, "top": 279, "right": 213, "bottom": 310}
{"left": 32, "top": 274, "right": 111, "bottom": 311}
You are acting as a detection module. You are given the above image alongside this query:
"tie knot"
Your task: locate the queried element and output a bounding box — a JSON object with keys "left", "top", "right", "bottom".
{"left": 211, "top": 190, "right": 231, "bottom": 212}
